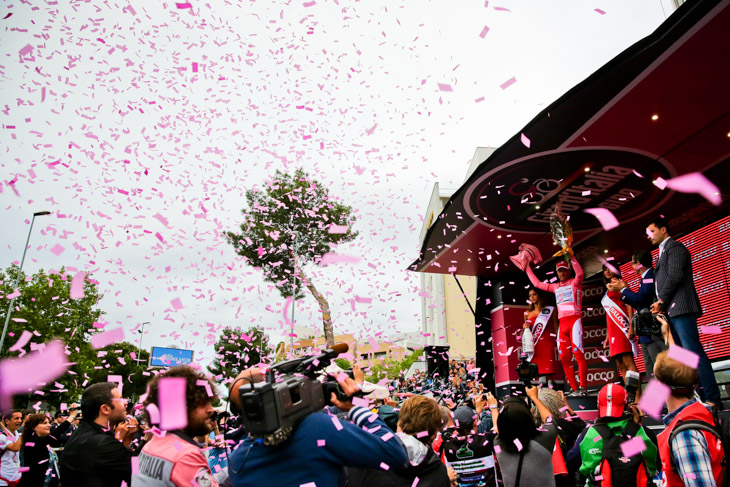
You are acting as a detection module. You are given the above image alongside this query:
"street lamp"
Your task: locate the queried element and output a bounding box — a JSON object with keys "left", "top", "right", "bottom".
{"left": 0, "top": 211, "right": 52, "bottom": 354}
{"left": 137, "top": 322, "right": 150, "bottom": 362}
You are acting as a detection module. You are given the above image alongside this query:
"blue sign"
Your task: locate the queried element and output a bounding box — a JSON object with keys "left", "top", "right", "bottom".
{"left": 150, "top": 347, "right": 194, "bottom": 367}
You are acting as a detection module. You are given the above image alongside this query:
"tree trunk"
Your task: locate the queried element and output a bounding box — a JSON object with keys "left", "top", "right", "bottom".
{"left": 298, "top": 270, "right": 334, "bottom": 348}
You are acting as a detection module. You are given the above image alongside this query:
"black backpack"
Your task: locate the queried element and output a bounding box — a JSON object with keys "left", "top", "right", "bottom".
{"left": 589, "top": 422, "right": 652, "bottom": 487}
{"left": 668, "top": 408, "right": 729, "bottom": 487}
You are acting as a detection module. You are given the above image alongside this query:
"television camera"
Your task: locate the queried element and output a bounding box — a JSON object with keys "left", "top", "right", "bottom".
{"left": 238, "top": 343, "right": 357, "bottom": 446}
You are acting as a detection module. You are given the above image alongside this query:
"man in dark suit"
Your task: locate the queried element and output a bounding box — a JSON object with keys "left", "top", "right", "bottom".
{"left": 608, "top": 249, "right": 667, "bottom": 378}
{"left": 646, "top": 216, "right": 720, "bottom": 404}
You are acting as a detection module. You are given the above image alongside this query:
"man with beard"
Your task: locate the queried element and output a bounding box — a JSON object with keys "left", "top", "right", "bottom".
{"left": 132, "top": 366, "right": 218, "bottom": 487}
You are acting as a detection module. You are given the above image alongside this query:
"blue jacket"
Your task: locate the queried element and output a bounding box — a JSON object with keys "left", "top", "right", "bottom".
{"left": 228, "top": 406, "right": 408, "bottom": 487}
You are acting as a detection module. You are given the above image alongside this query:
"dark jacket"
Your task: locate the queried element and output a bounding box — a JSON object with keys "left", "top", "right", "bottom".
{"left": 620, "top": 267, "right": 655, "bottom": 310}
{"left": 19, "top": 421, "right": 70, "bottom": 487}
{"left": 654, "top": 238, "right": 702, "bottom": 317}
{"left": 58, "top": 419, "right": 132, "bottom": 487}
{"left": 347, "top": 435, "right": 449, "bottom": 487}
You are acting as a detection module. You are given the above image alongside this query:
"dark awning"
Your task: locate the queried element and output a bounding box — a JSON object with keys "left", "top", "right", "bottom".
{"left": 410, "top": 0, "right": 730, "bottom": 277}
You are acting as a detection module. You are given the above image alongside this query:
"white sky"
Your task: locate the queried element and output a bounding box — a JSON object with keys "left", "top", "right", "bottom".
{"left": 1, "top": 0, "right": 668, "bottom": 367}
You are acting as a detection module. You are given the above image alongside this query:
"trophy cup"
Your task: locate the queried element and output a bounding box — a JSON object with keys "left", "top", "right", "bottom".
{"left": 550, "top": 204, "right": 574, "bottom": 260}
{"left": 509, "top": 243, "right": 543, "bottom": 271}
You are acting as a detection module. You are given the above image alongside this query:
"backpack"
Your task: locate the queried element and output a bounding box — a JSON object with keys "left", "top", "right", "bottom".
{"left": 589, "top": 422, "right": 652, "bottom": 487}
{"left": 668, "top": 407, "right": 729, "bottom": 487}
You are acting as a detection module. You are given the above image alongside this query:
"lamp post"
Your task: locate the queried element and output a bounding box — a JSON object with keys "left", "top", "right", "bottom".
{"left": 137, "top": 322, "right": 149, "bottom": 362}
{"left": 0, "top": 211, "right": 51, "bottom": 355}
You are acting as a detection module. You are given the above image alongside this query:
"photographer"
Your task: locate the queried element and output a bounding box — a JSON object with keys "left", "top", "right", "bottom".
{"left": 59, "top": 383, "right": 138, "bottom": 487}
{"left": 226, "top": 366, "right": 408, "bottom": 487}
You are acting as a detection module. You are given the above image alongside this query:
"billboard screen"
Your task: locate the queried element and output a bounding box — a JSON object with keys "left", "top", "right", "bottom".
{"left": 150, "top": 347, "right": 194, "bottom": 367}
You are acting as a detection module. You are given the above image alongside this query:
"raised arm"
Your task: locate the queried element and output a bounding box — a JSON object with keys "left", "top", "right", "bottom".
{"left": 570, "top": 255, "right": 583, "bottom": 283}
{"left": 525, "top": 264, "right": 552, "bottom": 292}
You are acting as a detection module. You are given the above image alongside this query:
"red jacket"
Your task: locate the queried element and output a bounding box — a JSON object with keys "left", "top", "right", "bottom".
{"left": 657, "top": 401, "right": 724, "bottom": 487}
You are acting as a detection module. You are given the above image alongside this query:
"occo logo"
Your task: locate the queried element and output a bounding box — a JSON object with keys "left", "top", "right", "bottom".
{"left": 584, "top": 349, "right": 610, "bottom": 360}
{"left": 583, "top": 287, "right": 605, "bottom": 297}
{"left": 585, "top": 328, "right": 607, "bottom": 339}
{"left": 588, "top": 371, "right": 615, "bottom": 382}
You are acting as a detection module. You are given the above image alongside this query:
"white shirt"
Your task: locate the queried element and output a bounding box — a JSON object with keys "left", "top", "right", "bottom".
{"left": 0, "top": 428, "right": 21, "bottom": 485}
{"left": 658, "top": 237, "right": 669, "bottom": 260}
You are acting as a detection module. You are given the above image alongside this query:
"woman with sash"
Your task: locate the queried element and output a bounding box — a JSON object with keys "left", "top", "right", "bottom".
{"left": 601, "top": 265, "right": 641, "bottom": 401}
{"left": 523, "top": 287, "right": 559, "bottom": 384}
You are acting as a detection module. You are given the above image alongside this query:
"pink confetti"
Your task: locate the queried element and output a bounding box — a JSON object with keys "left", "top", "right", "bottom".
{"left": 667, "top": 345, "right": 699, "bottom": 369}
{"left": 170, "top": 298, "right": 184, "bottom": 310}
{"left": 8, "top": 330, "right": 33, "bottom": 353}
{"left": 158, "top": 377, "right": 188, "bottom": 430}
{"left": 513, "top": 438, "right": 523, "bottom": 451}
{"left": 0, "top": 340, "right": 69, "bottom": 408}
{"left": 176, "top": 2, "right": 192, "bottom": 8}
{"left": 594, "top": 8, "right": 606, "bottom": 15}
{"left": 50, "top": 244, "right": 65, "bottom": 256}
{"left": 319, "top": 254, "right": 361, "bottom": 266}
{"left": 520, "top": 133, "right": 531, "bottom": 148}
{"left": 638, "top": 380, "right": 670, "bottom": 419}
{"left": 380, "top": 462, "right": 390, "bottom": 470}
{"left": 70, "top": 272, "right": 85, "bottom": 300}
{"left": 91, "top": 327, "right": 125, "bottom": 349}
{"left": 146, "top": 403, "right": 160, "bottom": 424}
{"left": 500, "top": 76, "right": 516, "bottom": 90}
{"left": 303, "top": 0, "right": 316, "bottom": 6}
{"left": 355, "top": 296, "right": 372, "bottom": 304}
{"left": 331, "top": 416, "right": 343, "bottom": 431}
{"left": 317, "top": 439, "right": 326, "bottom": 447}
{"left": 437, "top": 83, "right": 453, "bottom": 92}
{"left": 196, "top": 379, "right": 213, "bottom": 397}
{"left": 107, "top": 374, "right": 123, "bottom": 395}
{"left": 192, "top": 62, "right": 198, "bottom": 73}
{"left": 479, "top": 26, "right": 490, "bottom": 38}
{"left": 653, "top": 177, "right": 668, "bottom": 190}
{"left": 632, "top": 169, "right": 644, "bottom": 178}
{"left": 665, "top": 173, "right": 721, "bottom": 205}
{"left": 19, "top": 44, "right": 33, "bottom": 56}
{"left": 328, "top": 224, "right": 349, "bottom": 234}
{"left": 584, "top": 208, "right": 620, "bottom": 230}
{"left": 699, "top": 325, "right": 722, "bottom": 335}
{"left": 620, "top": 436, "right": 646, "bottom": 458}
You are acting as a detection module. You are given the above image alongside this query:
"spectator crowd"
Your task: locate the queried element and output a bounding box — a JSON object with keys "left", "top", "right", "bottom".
{"left": 0, "top": 218, "right": 726, "bottom": 487}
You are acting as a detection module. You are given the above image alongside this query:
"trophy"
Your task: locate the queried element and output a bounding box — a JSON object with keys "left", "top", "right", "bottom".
{"left": 510, "top": 243, "right": 543, "bottom": 271}
{"left": 550, "top": 204, "right": 573, "bottom": 259}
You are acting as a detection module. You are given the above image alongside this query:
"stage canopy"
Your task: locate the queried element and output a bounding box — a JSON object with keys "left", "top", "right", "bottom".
{"left": 410, "top": 0, "right": 730, "bottom": 278}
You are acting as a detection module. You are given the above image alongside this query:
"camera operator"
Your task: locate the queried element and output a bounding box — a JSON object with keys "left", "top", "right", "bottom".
{"left": 226, "top": 365, "right": 408, "bottom": 487}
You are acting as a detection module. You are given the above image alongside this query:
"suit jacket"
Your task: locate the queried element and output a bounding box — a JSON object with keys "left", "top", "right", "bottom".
{"left": 654, "top": 238, "right": 702, "bottom": 318}
{"left": 621, "top": 267, "right": 656, "bottom": 310}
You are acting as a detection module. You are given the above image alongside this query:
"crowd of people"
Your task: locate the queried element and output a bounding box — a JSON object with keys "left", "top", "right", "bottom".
{"left": 0, "top": 218, "right": 725, "bottom": 487}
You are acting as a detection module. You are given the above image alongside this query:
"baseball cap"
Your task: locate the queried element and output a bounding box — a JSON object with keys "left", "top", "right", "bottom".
{"left": 598, "top": 383, "right": 627, "bottom": 418}
{"left": 556, "top": 261, "right": 570, "bottom": 271}
{"left": 453, "top": 406, "right": 477, "bottom": 430}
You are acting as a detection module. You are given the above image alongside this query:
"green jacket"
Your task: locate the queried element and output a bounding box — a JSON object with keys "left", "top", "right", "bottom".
{"left": 578, "top": 418, "right": 658, "bottom": 478}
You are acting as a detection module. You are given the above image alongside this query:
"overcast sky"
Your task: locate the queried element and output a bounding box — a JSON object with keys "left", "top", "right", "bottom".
{"left": 1, "top": 0, "right": 668, "bottom": 367}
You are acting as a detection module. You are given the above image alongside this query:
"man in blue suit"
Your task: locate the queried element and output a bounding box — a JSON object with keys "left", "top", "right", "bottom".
{"left": 608, "top": 250, "right": 667, "bottom": 378}
{"left": 646, "top": 216, "right": 720, "bottom": 404}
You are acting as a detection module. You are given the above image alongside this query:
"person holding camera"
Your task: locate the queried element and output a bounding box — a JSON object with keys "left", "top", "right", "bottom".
{"left": 59, "top": 383, "right": 139, "bottom": 487}
{"left": 226, "top": 366, "right": 408, "bottom": 487}
{"left": 646, "top": 216, "right": 721, "bottom": 405}
{"left": 606, "top": 249, "right": 667, "bottom": 379}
